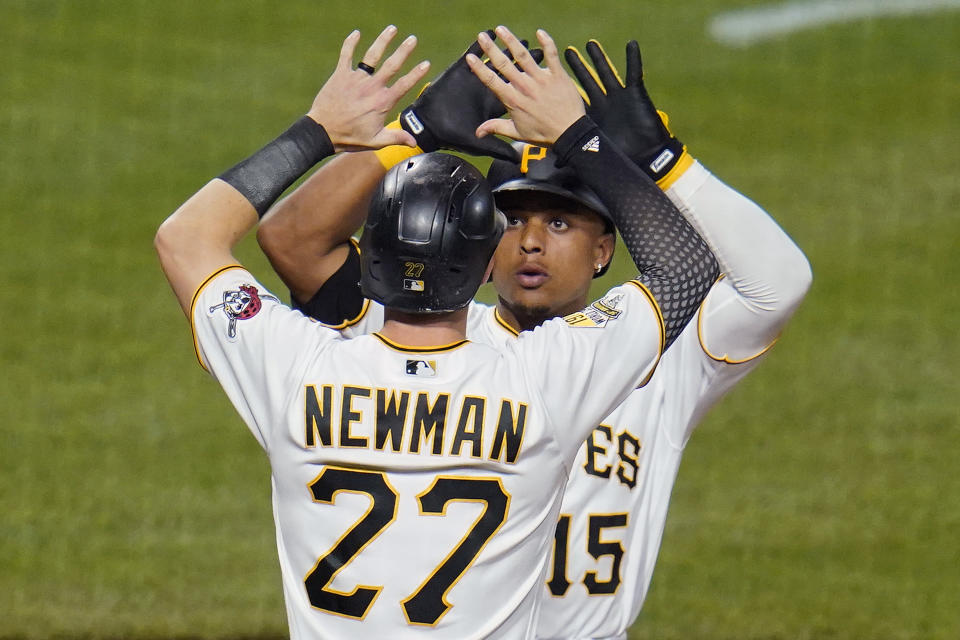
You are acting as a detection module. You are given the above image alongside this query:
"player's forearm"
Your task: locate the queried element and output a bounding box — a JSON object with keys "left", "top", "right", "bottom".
{"left": 258, "top": 151, "right": 386, "bottom": 303}
{"left": 155, "top": 179, "right": 259, "bottom": 314}
{"left": 157, "top": 117, "right": 336, "bottom": 315}
{"left": 665, "top": 161, "right": 812, "bottom": 323}
{"left": 553, "top": 116, "right": 719, "bottom": 348}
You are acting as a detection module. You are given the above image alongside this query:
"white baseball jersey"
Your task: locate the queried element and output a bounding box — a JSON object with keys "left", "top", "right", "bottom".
{"left": 533, "top": 162, "right": 811, "bottom": 640}
{"left": 191, "top": 268, "right": 667, "bottom": 640}
{"left": 330, "top": 161, "right": 811, "bottom": 640}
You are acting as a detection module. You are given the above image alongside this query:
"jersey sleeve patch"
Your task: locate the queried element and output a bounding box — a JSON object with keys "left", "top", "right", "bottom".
{"left": 208, "top": 283, "right": 279, "bottom": 339}
{"left": 563, "top": 292, "right": 624, "bottom": 328}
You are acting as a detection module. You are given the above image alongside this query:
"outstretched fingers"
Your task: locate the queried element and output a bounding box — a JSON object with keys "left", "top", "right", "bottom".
{"left": 534, "top": 28, "right": 563, "bottom": 74}
{"left": 310, "top": 27, "right": 431, "bottom": 151}
{"left": 336, "top": 30, "right": 363, "bottom": 73}
{"left": 358, "top": 25, "right": 398, "bottom": 71}
{"left": 474, "top": 117, "right": 521, "bottom": 141}
{"left": 468, "top": 26, "right": 584, "bottom": 145}
{"left": 378, "top": 34, "right": 421, "bottom": 86}
{"left": 466, "top": 33, "right": 509, "bottom": 95}
{"left": 564, "top": 46, "right": 605, "bottom": 105}
{"left": 385, "top": 57, "right": 431, "bottom": 106}
{"left": 494, "top": 26, "right": 541, "bottom": 78}
{"left": 465, "top": 41, "right": 515, "bottom": 139}
{"left": 586, "top": 40, "right": 624, "bottom": 90}
{"left": 467, "top": 28, "right": 497, "bottom": 59}
{"left": 474, "top": 30, "right": 520, "bottom": 87}
{"left": 624, "top": 40, "right": 644, "bottom": 86}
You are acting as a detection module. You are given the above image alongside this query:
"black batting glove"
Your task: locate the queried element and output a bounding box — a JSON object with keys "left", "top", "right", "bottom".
{"left": 400, "top": 31, "right": 543, "bottom": 162}
{"left": 564, "top": 39, "right": 688, "bottom": 185}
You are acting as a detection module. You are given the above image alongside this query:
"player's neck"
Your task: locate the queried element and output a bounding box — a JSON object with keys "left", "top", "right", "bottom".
{"left": 379, "top": 308, "right": 469, "bottom": 347}
{"left": 496, "top": 298, "right": 588, "bottom": 333}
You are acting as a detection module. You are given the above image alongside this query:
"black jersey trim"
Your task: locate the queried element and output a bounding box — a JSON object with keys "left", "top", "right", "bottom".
{"left": 372, "top": 333, "right": 470, "bottom": 353}
{"left": 189, "top": 264, "right": 246, "bottom": 372}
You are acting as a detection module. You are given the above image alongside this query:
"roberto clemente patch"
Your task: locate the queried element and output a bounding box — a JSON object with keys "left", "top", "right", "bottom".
{"left": 564, "top": 292, "right": 624, "bottom": 328}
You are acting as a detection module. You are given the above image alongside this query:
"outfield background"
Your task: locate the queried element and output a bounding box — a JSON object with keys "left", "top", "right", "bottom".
{"left": 1, "top": 1, "right": 957, "bottom": 638}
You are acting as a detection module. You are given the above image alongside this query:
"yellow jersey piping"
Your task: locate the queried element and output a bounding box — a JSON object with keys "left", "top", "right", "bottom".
{"left": 189, "top": 264, "right": 246, "bottom": 372}
{"left": 625, "top": 280, "right": 664, "bottom": 387}
{"left": 697, "top": 274, "right": 778, "bottom": 364}
{"left": 493, "top": 308, "right": 521, "bottom": 337}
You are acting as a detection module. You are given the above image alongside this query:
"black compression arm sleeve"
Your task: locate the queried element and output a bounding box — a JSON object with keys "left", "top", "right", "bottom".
{"left": 218, "top": 116, "right": 335, "bottom": 217}
{"left": 554, "top": 116, "right": 719, "bottom": 348}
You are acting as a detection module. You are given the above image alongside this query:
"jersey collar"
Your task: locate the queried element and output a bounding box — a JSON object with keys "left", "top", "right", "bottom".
{"left": 372, "top": 332, "right": 470, "bottom": 353}
{"left": 492, "top": 307, "right": 520, "bottom": 337}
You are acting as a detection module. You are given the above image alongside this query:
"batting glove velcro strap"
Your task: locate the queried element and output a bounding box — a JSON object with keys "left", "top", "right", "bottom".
{"left": 399, "top": 105, "right": 442, "bottom": 153}
{"left": 564, "top": 39, "right": 690, "bottom": 187}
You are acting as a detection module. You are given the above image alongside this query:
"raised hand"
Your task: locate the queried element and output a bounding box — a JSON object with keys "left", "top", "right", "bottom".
{"left": 398, "top": 31, "right": 544, "bottom": 162}
{"left": 308, "top": 26, "right": 431, "bottom": 152}
{"left": 466, "top": 26, "right": 584, "bottom": 146}
{"left": 564, "top": 39, "right": 686, "bottom": 183}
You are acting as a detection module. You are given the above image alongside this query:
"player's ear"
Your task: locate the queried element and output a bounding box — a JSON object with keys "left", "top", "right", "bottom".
{"left": 594, "top": 232, "right": 615, "bottom": 273}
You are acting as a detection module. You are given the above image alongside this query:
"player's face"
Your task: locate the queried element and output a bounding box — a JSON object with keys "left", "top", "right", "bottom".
{"left": 491, "top": 194, "right": 613, "bottom": 331}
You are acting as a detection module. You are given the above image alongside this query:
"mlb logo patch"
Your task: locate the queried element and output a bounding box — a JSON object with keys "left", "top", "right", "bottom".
{"left": 403, "top": 279, "right": 425, "bottom": 291}
{"left": 406, "top": 360, "right": 437, "bottom": 377}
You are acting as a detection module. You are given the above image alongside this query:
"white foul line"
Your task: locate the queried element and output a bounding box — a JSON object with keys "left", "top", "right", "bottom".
{"left": 709, "top": 0, "right": 960, "bottom": 47}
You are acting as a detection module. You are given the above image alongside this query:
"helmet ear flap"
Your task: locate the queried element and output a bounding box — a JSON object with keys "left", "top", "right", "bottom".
{"left": 360, "top": 153, "right": 502, "bottom": 313}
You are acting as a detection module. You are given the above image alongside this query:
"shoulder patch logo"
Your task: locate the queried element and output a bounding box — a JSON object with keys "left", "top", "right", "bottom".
{"left": 209, "top": 284, "right": 279, "bottom": 338}
{"left": 582, "top": 136, "right": 600, "bottom": 153}
{"left": 406, "top": 359, "right": 437, "bottom": 377}
{"left": 563, "top": 292, "right": 624, "bottom": 328}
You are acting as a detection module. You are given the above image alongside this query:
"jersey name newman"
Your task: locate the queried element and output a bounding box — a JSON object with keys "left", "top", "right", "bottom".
{"left": 303, "top": 384, "right": 528, "bottom": 464}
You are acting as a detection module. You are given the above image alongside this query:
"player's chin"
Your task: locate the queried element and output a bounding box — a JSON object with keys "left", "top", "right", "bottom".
{"left": 503, "top": 285, "right": 557, "bottom": 311}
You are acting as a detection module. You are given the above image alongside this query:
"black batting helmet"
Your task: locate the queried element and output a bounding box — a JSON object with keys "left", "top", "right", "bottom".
{"left": 486, "top": 142, "right": 614, "bottom": 277}
{"left": 360, "top": 153, "right": 505, "bottom": 313}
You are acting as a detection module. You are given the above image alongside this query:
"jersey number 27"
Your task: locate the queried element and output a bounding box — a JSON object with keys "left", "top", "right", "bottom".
{"left": 304, "top": 466, "right": 509, "bottom": 625}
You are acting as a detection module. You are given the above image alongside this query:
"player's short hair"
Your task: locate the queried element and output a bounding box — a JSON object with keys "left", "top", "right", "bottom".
{"left": 360, "top": 153, "right": 505, "bottom": 313}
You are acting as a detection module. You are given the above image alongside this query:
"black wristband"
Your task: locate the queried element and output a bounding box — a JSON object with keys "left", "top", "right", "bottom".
{"left": 218, "top": 116, "right": 334, "bottom": 217}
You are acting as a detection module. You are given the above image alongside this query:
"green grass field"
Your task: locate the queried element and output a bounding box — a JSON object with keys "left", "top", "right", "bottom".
{"left": 2, "top": 1, "right": 958, "bottom": 638}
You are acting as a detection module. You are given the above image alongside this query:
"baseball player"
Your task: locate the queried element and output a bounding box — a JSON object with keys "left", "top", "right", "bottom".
{"left": 155, "top": 26, "right": 718, "bottom": 640}
{"left": 257, "top": 27, "right": 811, "bottom": 640}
